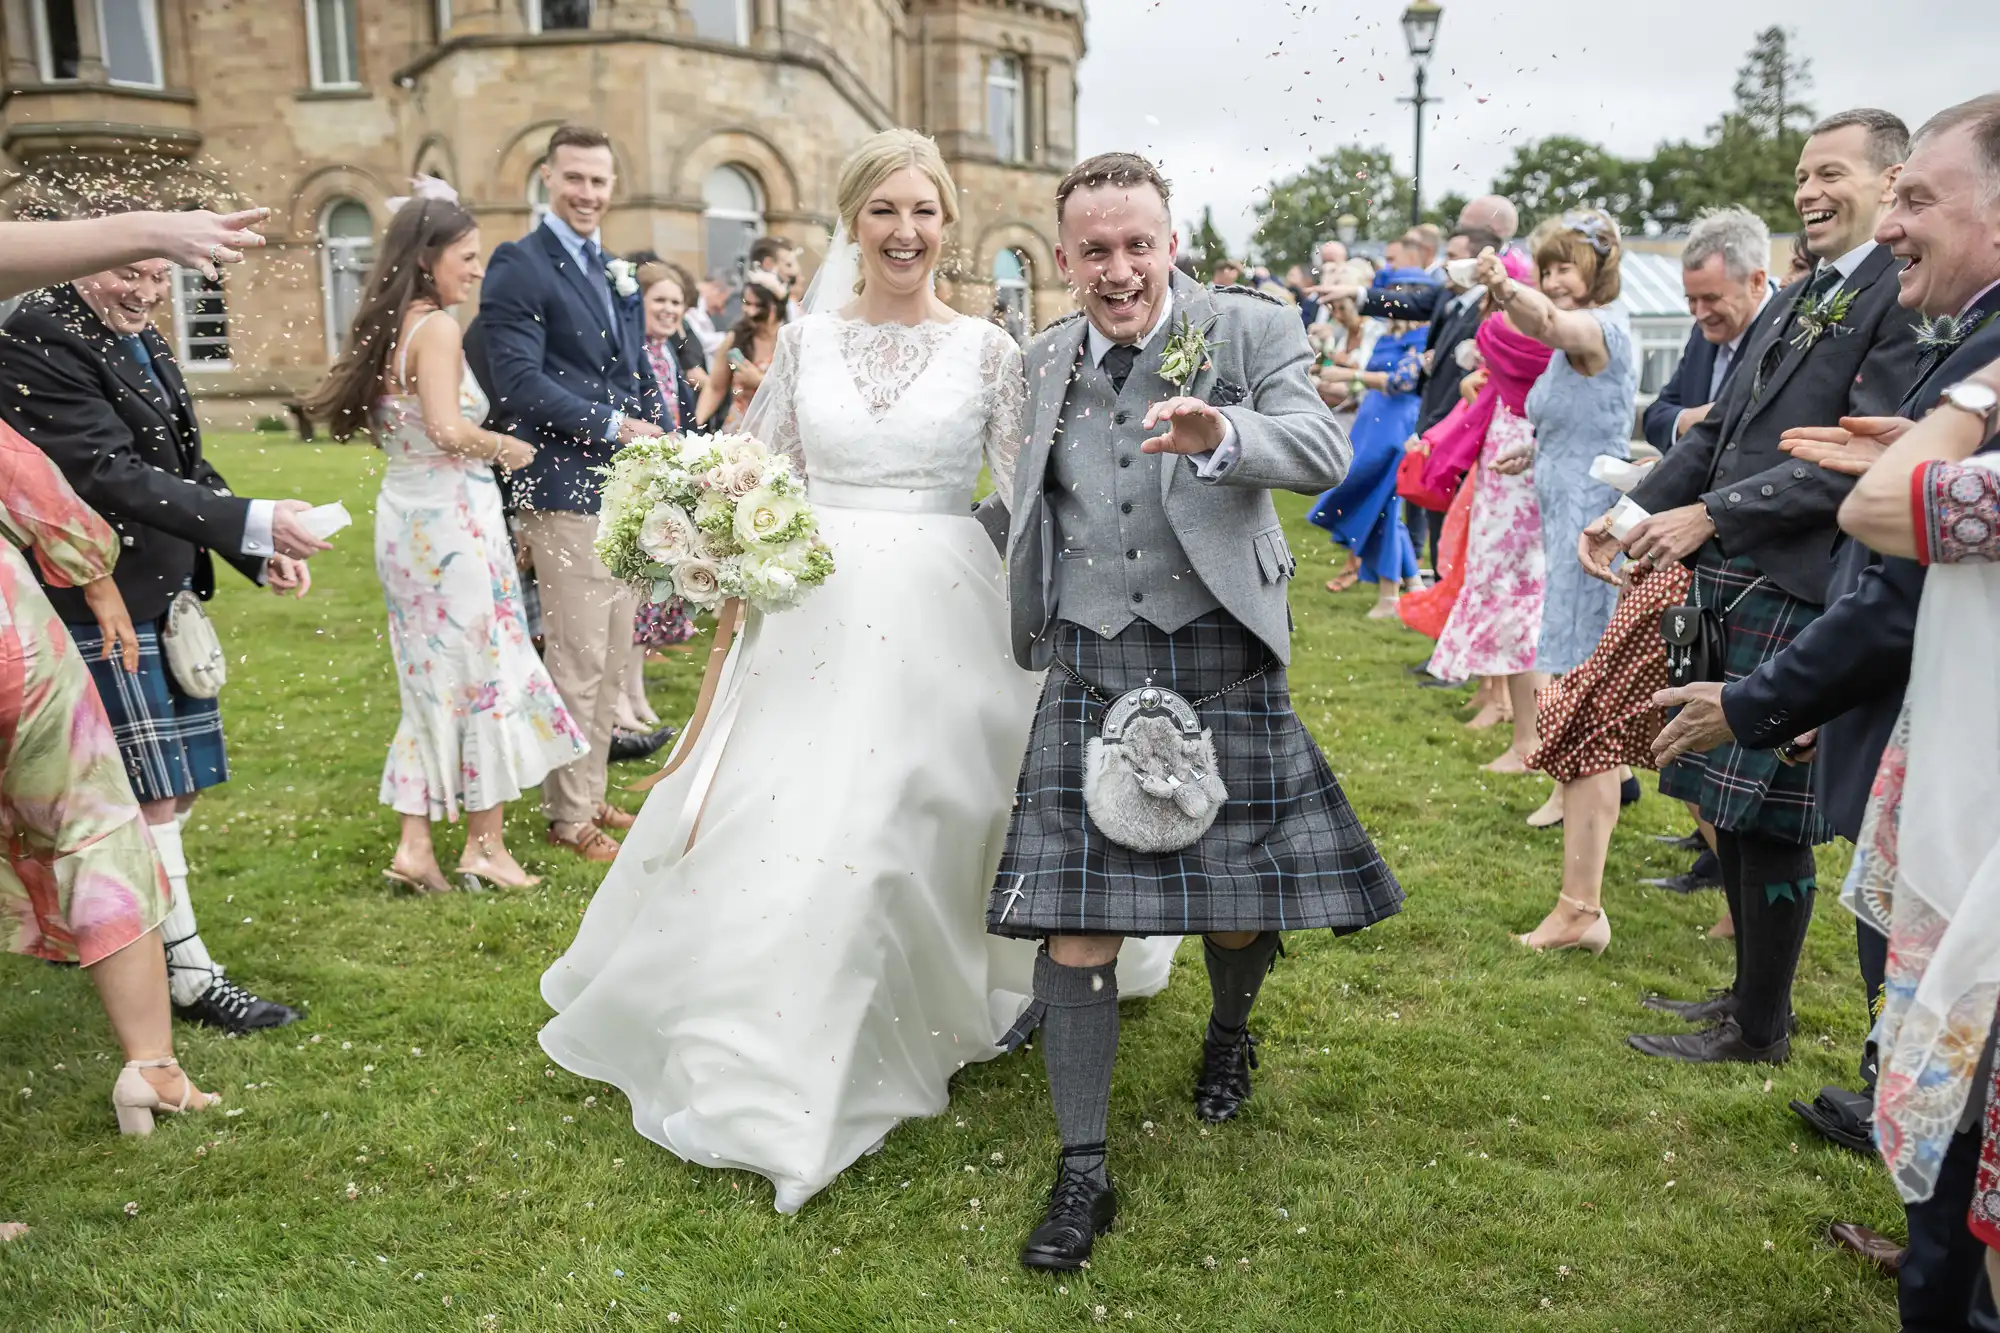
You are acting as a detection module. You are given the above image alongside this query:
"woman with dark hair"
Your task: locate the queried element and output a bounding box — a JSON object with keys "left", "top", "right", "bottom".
{"left": 695, "top": 270, "right": 788, "bottom": 432}
{"left": 661, "top": 260, "right": 710, "bottom": 393}
{"left": 306, "top": 185, "right": 585, "bottom": 895}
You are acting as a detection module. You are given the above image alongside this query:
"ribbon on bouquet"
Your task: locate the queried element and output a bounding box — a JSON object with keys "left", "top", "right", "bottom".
{"left": 627, "top": 597, "right": 761, "bottom": 858}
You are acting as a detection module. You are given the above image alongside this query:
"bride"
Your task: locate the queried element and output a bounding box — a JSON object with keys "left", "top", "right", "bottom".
{"left": 538, "top": 129, "right": 1175, "bottom": 1213}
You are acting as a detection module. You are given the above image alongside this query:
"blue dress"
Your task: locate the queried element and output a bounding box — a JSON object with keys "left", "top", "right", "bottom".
{"left": 1308, "top": 324, "right": 1429, "bottom": 586}
{"left": 1523, "top": 305, "right": 1638, "bottom": 673}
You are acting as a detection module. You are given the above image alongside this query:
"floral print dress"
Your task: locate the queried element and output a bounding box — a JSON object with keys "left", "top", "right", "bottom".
{"left": 1428, "top": 403, "right": 1546, "bottom": 679}
{"left": 374, "top": 324, "right": 586, "bottom": 821}
{"left": 0, "top": 421, "right": 171, "bottom": 966}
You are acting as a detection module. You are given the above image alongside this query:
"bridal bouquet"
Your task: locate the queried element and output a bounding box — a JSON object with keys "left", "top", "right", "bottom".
{"left": 596, "top": 432, "right": 834, "bottom": 615}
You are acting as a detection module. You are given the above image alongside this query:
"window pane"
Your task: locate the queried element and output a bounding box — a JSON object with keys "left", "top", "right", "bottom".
{"left": 314, "top": 0, "right": 356, "bottom": 85}
{"left": 705, "top": 217, "right": 756, "bottom": 281}
{"left": 686, "top": 0, "right": 745, "bottom": 42}
{"left": 702, "top": 165, "right": 758, "bottom": 215}
{"left": 41, "top": 1, "right": 81, "bottom": 79}
{"left": 325, "top": 200, "right": 372, "bottom": 240}
{"left": 98, "top": 0, "right": 159, "bottom": 85}
{"left": 992, "top": 249, "right": 1025, "bottom": 284}
{"left": 175, "top": 269, "right": 229, "bottom": 365}
{"left": 539, "top": 0, "right": 590, "bottom": 29}
{"left": 988, "top": 59, "right": 1021, "bottom": 163}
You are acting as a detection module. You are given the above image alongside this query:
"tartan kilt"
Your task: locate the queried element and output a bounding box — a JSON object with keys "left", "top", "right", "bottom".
{"left": 1656, "top": 555, "right": 1828, "bottom": 845}
{"left": 69, "top": 615, "right": 228, "bottom": 805}
{"left": 988, "top": 612, "right": 1404, "bottom": 938}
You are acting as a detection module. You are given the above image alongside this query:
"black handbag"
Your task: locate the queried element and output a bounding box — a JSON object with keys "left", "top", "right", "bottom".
{"left": 1660, "top": 575, "right": 1768, "bottom": 688}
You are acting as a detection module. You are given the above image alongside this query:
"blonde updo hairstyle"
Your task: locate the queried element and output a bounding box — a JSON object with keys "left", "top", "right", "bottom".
{"left": 835, "top": 129, "right": 961, "bottom": 294}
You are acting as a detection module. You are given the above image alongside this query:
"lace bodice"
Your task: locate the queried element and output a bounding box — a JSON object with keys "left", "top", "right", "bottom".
{"left": 747, "top": 314, "right": 1025, "bottom": 504}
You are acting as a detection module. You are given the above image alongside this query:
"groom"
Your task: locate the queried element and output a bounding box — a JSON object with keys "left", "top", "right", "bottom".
{"left": 988, "top": 153, "right": 1404, "bottom": 1271}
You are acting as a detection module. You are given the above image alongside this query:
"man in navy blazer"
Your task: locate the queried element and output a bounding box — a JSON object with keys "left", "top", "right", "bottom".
{"left": 1651, "top": 96, "right": 2000, "bottom": 1325}
{"left": 466, "top": 124, "right": 664, "bottom": 862}
{"left": 1641, "top": 208, "right": 1774, "bottom": 456}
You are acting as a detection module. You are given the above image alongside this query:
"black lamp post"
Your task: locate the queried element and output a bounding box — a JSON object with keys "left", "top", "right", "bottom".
{"left": 1400, "top": 0, "right": 1442, "bottom": 226}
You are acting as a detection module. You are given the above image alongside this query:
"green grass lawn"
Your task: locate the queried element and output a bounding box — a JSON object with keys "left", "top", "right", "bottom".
{"left": 0, "top": 436, "right": 1902, "bottom": 1331}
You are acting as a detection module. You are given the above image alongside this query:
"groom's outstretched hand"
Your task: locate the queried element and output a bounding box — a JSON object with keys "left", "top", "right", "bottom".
{"left": 1140, "top": 397, "right": 1227, "bottom": 455}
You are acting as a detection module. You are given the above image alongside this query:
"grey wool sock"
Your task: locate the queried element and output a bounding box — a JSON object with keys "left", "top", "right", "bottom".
{"left": 1203, "top": 931, "right": 1282, "bottom": 1038}
{"left": 1034, "top": 950, "right": 1119, "bottom": 1188}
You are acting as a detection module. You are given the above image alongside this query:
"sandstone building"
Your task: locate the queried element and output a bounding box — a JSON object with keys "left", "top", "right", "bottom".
{"left": 0, "top": 0, "right": 1084, "bottom": 427}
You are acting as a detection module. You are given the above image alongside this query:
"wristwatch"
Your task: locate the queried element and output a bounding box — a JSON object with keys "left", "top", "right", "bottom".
{"left": 1938, "top": 380, "right": 2000, "bottom": 434}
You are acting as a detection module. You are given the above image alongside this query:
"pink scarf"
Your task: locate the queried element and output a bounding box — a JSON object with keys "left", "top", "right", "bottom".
{"left": 1421, "top": 257, "right": 1552, "bottom": 496}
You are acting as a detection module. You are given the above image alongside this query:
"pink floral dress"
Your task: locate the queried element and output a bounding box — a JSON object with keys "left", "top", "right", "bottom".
{"left": 0, "top": 421, "right": 171, "bottom": 965}
{"left": 373, "top": 326, "right": 586, "bottom": 821}
{"left": 1428, "top": 403, "right": 1547, "bottom": 679}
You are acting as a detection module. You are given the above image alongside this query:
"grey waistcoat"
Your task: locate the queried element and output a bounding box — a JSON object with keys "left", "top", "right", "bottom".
{"left": 1046, "top": 347, "right": 1221, "bottom": 640}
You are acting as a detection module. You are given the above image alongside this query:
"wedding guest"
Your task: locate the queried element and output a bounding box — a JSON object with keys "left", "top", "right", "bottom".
{"left": 749, "top": 234, "right": 802, "bottom": 320}
{"left": 1642, "top": 208, "right": 1774, "bottom": 456}
{"left": 1423, "top": 250, "right": 1555, "bottom": 763}
{"left": 1594, "top": 109, "right": 1922, "bottom": 1066}
{"left": 0, "top": 248, "right": 326, "bottom": 1034}
{"left": 1784, "top": 234, "right": 1815, "bottom": 285}
{"left": 636, "top": 261, "right": 700, "bottom": 432}
{"left": 1400, "top": 226, "right": 1503, "bottom": 573}
{"left": 686, "top": 269, "right": 732, "bottom": 359}
{"left": 307, "top": 186, "right": 587, "bottom": 894}
{"left": 1211, "top": 260, "right": 1243, "bottom": 287}
{"left": 1651, "top": 96, "right": 2000, "bottom": 1315}
{"left": 1308, "top": 316, "right": 1429, "bottom": 617}
{"left": 696, "top": 271, "right": 789, "bottom": 433}
{"left": 662, "top": 261, "right": 711, "bottom": 395}
{"left": 466, "top": 123, "right": 666, "bottom": 864}
{"left": 1459, "top": 194, "right": 1522, "bottom": 251}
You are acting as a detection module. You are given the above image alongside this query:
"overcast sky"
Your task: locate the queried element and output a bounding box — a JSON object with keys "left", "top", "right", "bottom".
{"left": 1076, "top": 0, "right": 1999, "bottom": 253}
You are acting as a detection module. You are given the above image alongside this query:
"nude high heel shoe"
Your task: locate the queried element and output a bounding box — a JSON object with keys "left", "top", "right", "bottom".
{"left": 1516, "top": 895, "right": 1611, "bottom": 955}
{"left": 112, "top": 1057, "right": 218, "bottom": 1136}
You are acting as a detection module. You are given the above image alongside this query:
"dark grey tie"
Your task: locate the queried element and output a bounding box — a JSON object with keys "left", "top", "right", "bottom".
{"left": 1102, "top": 343, "right": 1138, "bottom": 394}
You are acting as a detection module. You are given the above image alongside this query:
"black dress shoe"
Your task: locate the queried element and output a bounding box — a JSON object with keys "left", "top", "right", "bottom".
{"left": 1653, "top": 830, "right": 1708, "bottom": 852}
{"left": 1640, "top": 987, "right": 1736, "bottom": 1022}
{"left": 608, "top": 725, "right": 675, "bottom": 763}
{"left": 1418, "top": 676, "right": 1467, "bottom": 691}
{"left": 1019, "top": 1155, "right": 1117, "bottom": 1273}
{"left": 1193, "top": 1027, "right": 1259, "bottom": 1123}
{"left": 173, "top": 975, "right": 299, "bottom": 1034}
{"left": 1620, "top": 775, "right": 1642, "bottom": 806}
{"left": 1627, "top": 1016, "right": 1789, "bottom": 1065}
{"left": 1640, "top": 848, "right": 1722, "bottom": 895}
{"left": 1791, "top": 1086, "right": 1877, "bottom": 1154}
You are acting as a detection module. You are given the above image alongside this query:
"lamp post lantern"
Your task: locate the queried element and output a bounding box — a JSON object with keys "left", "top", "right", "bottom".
{"left": 1400, "top": 0, "right": 1442, "bottom": 226}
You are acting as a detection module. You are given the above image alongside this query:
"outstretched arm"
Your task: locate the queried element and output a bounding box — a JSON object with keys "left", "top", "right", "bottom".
{"left": 0, "top": 209, "right": 269, "bottom": 300}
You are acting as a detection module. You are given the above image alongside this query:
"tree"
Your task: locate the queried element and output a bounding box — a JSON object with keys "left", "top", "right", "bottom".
{"left": 1731, "top": 26, "right": 1815, "bottom": 143}
{"left": 1251, "top": 147, "right": 1411, "bottom": 275}
{"left": 1643, "top": 27, "right": 1816, "bottom": 232}
{"left": 1187, "top": 206, "right": 1232, "bottom": 276}
{"left": 1491, "top": 136, "right": 1648, "bottom": 233}
{"left": 1423, "top": 191, "right": 1471, "bottom": 233}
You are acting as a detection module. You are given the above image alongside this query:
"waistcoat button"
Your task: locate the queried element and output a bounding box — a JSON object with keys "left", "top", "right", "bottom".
{"left": 1760, "top": 484, "right": 1774, "bottom": 496}
{"left": 1114, "top": 411, "right": 1130, "bottom": 426}
{"left": 1119, "top": 457, "right": 1131, "bottom": 468}
{"left": 1130, "top": 591, "right": 1144, "bottom": 603}
{"left": 1120, "top": 502, "right": 1133, "bottom": 514}
{"left": 1126, "top": 549, "right": 1137, "bottom": 560}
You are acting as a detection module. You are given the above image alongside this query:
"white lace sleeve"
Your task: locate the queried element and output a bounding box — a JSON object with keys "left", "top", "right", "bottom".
{"left": 980, "top": 325, "right": 1027, "bottom": 510}
{"left": 741, "top": 320, "right": 805, "bottom": 469}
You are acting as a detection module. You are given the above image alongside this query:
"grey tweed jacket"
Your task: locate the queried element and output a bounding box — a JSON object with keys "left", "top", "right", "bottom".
{"left": 993, "top": 271, "right": 1350, "bottom": 670}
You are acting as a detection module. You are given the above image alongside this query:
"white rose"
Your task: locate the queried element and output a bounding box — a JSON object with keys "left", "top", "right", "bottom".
{"left": 738, "top": 553, "right": 803, "bottom": 610}
{"left": 718, "top": 435, "right": 769, "bottom": 466}
{"left": 672, "top": 558, "right": 724, "bottom": 606}
{"left": 719, "top": 458, "right": 765, "bottom": 498}
{"left": 637, "top": 504, "right": 698, "bottom": 564}
{"left": 733, "top": 485, "right": 805, "bottom": 547}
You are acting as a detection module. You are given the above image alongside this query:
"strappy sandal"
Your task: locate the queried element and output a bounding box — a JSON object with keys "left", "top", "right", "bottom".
{"left": 382, "top": 861, "right": 455, "bottom": 895}
{"left": 456, "top": 833, "right": 542, "bottom": 892}
{"left": 1515, "top": 894, "right": 1611, "bottom": 954}
{"left": 548, "top": 822, "right": 620, "bottom": 863}
{"left": 112, "top": 1057, "right": 219, "bottom": 1135}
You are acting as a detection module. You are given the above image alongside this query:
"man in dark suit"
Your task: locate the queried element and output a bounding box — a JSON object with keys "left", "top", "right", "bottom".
{"left": 466, "top": 123, "right": 665, "bottom": 863}
{"left": 1642, "top": 207, "right": 1774, "bottom": 456}
{"left": 1588, "top": 109, "right": 1923, "bottom": 1066}
{"left": 0, "top": 262, "right": 328, "bottom": 1034}
{"left": 1651, "top": 94, "right": 2000, "bottom": 1326}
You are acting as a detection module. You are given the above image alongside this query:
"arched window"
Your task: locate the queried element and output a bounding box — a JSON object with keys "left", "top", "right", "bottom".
{"left": 703, "top": 165, "right": 764, "bottom": 280}
{"left": 527, "top": 168, "right": 551, "bottom": 231}
{"left": 686, "top": 0, "right": 749, "bottom": 43}
{"left": 987, "top": 55, "right": 1025, "bottom": 163}
{"left": 992, "top": 248, "right": 1031, "bottom": 341}
{"left": 319, "top": 199, "right": 375, "bottom": 359}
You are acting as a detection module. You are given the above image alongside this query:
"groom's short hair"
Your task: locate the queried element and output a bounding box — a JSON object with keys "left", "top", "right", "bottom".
{"left": 1056, "top": 153, "right": 1172, "bottom": 224}
{"left": 547, "top": 123, "right": 613, "bottom": 161}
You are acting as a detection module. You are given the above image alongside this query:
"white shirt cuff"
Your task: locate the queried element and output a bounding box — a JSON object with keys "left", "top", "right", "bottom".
{"left": 1188, "top": 419, "right": 1242, "bottom": 482}
{"left": 604, "top": 410, "right": 624, "bottom": 443}
{"left": 242, "top": 499, "right": 275, "bottom": 556}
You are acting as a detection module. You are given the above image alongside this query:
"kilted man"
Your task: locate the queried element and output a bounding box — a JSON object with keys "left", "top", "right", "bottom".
{"left": 985, "top": 153, "right": 1402, "bottom": 1271}
{"left": 1587, "top": 110, "right": 1923, "bottom": 1065}
{"left": 0, "top": 256, "right": 332, "bottom": 1032}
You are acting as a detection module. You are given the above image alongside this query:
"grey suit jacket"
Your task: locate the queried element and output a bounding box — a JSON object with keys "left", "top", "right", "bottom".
{"left": 996, "top": 273, "right": 1351, "bottom": 670}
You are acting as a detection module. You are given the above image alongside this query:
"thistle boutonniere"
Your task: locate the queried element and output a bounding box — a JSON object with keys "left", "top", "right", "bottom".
{"left": 1789, "top": 285, "right": 1857, "bottom": 352}
{"left": 1157, "top": 312, "right": 1224, "bottom": 394}
{"left": 605, "top": 257, "right": 639, "bottom": 300}
{"left": 1915, "top": 310, "right": 1997, "bottom": 356}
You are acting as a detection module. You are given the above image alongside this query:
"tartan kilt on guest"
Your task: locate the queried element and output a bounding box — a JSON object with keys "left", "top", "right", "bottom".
{"left": 1656, "top": 554, "right": 1829, "bottom": 846}
{"left": 69, "top": 614, "right": 228, "bottom": 806}
{"left": 988, "top": 611, "right": 1404, "bottom": 939}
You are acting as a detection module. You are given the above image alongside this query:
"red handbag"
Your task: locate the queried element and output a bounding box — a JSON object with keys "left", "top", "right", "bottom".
{"left": 1396, "top": 443, "right": 1454, "bottom": 512}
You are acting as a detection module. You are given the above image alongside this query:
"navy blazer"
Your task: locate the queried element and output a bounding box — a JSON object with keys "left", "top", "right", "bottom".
{"left": 1642, "top": 325, "right": 1723, "bottom": 455}
{"left": 1721, "top": 296, "right": 2000, "bottom": 839}
{"left": 465, "top": 223, "right": 662, "bottom": 513}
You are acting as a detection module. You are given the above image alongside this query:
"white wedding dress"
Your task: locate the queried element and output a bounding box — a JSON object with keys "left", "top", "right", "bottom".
{"left": 538, "top": 312, "right": 1177, "bottom": 1213}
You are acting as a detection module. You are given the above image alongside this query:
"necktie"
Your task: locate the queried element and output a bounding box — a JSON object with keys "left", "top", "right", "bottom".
{"left": 1102, "top": 343, "right": 1138, "bottom": 394}
{"left": 124, "top": 335, "right": 168, "bottom": 403}
{"left": 1751, "top": 265, "right": 1844, "bottom": 399}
